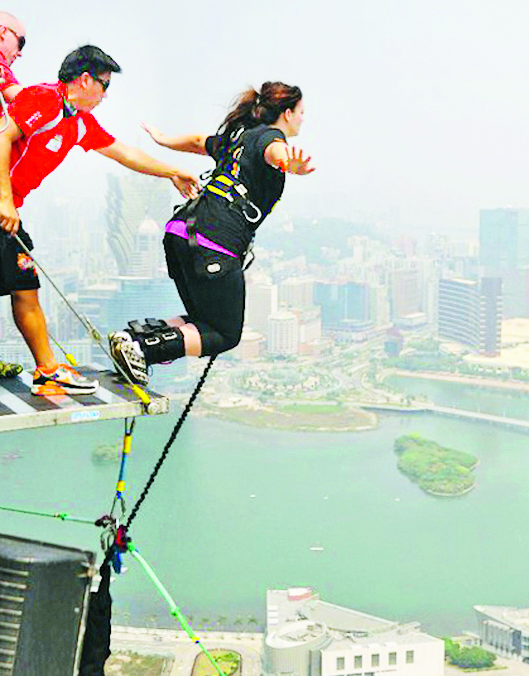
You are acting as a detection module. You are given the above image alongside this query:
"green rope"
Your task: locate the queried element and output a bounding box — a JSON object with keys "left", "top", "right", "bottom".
{"left": 0, "top": 504, "right": 94, "bottom": 524}
{"left": 127, "top": 543, "right": 227, "bottom": 676}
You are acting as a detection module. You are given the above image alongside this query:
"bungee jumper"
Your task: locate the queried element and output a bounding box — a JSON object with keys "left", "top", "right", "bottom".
{"left": 109, "top": 81, "right": 315, "bottom": 386}
{"left": 0, "top": 44, "right": 199, "bottom": 397}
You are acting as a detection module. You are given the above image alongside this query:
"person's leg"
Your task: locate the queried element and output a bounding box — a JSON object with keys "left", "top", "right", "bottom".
{"left": 165, "top": 235, "right": 245, "bottom": 356}
{"left": 11, "top": 289, "right": 100, "bottom": 394}
{"left": 11, "top": 289, "right": 56, "bottom": 369}
{"left": 109, "top": 237, "right": 245, "bottom": 383}
{"left": 165, "top": 315, "right": 202, "bottom": 355}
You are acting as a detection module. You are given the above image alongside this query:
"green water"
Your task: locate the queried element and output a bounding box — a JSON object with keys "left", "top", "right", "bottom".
{"left": 1, "top": 387, "right": 528, "bottom": 638}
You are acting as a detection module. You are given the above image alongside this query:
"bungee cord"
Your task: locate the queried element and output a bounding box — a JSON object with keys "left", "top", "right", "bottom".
{"left": 125, "top": 356, "right": 216, "bottom": 530}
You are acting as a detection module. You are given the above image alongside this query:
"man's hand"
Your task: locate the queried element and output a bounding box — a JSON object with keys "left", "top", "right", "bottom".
{"left": 0, "top": 198, "right": 19, "bottom": 234}
{"left": 171, "top": 171, "right": 200, "bottom": 200}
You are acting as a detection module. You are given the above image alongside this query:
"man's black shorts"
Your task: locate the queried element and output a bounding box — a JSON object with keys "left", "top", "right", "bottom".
{"left": 0, "top": 223, "right": 40, "bottom": 296}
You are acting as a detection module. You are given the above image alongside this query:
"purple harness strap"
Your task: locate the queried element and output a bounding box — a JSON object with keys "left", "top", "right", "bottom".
{"left": 165, "top": 220, "right": 237, "bottom": 258}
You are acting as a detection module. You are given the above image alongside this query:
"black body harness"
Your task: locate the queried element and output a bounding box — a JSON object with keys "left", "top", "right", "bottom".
{"left": 177, "top": 128, "right": 262, "bottom": 270}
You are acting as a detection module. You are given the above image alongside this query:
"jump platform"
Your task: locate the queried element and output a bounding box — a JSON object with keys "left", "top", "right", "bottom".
{"left": 0, "top": 366, "right": 169, "bottom": 432}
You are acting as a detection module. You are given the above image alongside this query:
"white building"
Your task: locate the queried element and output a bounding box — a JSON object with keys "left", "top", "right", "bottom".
{"left": 268, "top": 310, "right": 299, "bottom": 356}
{"left": 246, "top": 279, "right": 278, "bottom": 340}
{"left": 474, "top": 605, "right": 529, "bottom": 660}
{"left": 234, "top": 328, "right": 264, "bottom": 360}
{"left": 279, "top": 277, "right": 314, "bottom": 310}
{"left": 264, "top": 588, "right": 444, "bottom": 676}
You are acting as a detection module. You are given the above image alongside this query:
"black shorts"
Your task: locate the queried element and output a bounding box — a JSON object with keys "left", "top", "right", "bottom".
{"left": 163, "top": 232, "right": 245, "bottom": 356}
{"left": 0, "top": 223, "right": 40, "bottom": 296}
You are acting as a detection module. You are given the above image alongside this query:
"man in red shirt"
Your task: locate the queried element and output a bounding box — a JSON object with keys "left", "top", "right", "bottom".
{"left": 0, "top": 45, "right": 199, "bottom": 396}
{"left": 0, "top": 11, "right": 25, "bottom": 378}
{"left": 0, "top": 11, "right": 25, "bottom": 101}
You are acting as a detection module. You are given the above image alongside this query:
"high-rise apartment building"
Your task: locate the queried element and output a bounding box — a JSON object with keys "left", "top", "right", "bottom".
{"left": 278, "top": 277, "right": 314, "bottom": 309}
{"left": 438, "top": 277, "right": 502, "bottom": 356}
{"left": 268, "top": 310, "right": 299, "bottom": 356}
{"left": 314, "top": 282, "right": 372, "bottom": 327}
{"left": 245, "top": 279, "right": 278, "bottom": 339}
{"left": 389, "top": 268, "right": 421, "bottom": 322}
{"left": 480, "top": 208, "right": 529, "bottom": 269}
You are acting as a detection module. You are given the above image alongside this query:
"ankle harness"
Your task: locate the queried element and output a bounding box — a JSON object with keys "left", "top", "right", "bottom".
{"left": 127, "top": 318, "right": 185, "bottom": 365}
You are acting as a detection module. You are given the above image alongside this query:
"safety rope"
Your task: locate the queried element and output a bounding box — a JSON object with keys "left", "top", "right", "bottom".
{"left": 125, "top": 356, "right": 216, "bottom": 530}
{"left": 128, "top": 542, "right": 227, "bottom": 676}
{"left": 0, "top": 504, "right": 94, "bottom": 524}
{"left": 49, "top": 332, "right": 78, "bottom": 366}
{"left": 110, "top": 417, "right": 135, "bottom": 520}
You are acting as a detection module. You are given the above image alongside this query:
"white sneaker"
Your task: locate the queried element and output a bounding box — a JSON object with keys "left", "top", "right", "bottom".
{"left": 108, "top": 332, "right": 148, "bottom": 385}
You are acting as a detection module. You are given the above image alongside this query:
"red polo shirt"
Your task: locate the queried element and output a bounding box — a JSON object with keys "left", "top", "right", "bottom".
{"left": 0, "top": 51, "right": 19, "bottom": 92}
{"left": 8, "top": 82, "right": 115, "bottom": 207}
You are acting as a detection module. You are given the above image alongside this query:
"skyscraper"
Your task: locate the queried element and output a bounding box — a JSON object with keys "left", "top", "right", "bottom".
{"left": 480, "top": 208, "right": 529, "bottom": 317}
{"left": 106, "top": 173, "right": 173, "bottom": 274}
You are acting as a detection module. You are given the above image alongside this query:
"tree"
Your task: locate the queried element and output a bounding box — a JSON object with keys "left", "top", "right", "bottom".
{"left": 199, "top": 616, "right": 211, "bottom": 630}
{"left": 216, "top": 615, "right": 229, "bottom": 630}
{"left": 444, "top": 639, "right": 495, "bottom": 669}
{"left": 456, "top": 646, "right": 495, "bottom": 669}
{"left": 146, "top": 613, "right": 158, "bottom": 629}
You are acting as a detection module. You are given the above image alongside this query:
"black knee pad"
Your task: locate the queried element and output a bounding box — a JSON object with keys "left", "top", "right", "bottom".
{"left": 127, "top": 318, "right": 185, "bottom": 364}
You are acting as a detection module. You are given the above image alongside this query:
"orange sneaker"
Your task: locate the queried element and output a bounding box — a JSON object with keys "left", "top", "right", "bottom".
{"left": 31, "top": 364, "right": 99, "bottom": 396}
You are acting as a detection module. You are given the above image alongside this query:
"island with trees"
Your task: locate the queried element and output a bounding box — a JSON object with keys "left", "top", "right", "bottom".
{"left": 394, "top": 434, "right": 478, "bottom": 496}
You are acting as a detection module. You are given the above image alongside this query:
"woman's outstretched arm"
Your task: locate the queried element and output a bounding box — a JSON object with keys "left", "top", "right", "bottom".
{"left": 142, "top": 123, "right": 208, "bottom": 155}
{"left": 264, "top": 141, "right": 315, "bottom": 175}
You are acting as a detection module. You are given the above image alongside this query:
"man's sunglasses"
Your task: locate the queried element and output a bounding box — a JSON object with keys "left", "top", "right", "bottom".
{"left": 91, "top": 74, "right": 111, "bottom": 92}
{"left": 4, "top": 27, "right": 25, "bottom": 51}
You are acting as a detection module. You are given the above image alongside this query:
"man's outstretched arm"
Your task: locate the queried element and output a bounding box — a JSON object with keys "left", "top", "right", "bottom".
{"left": 96, "top": 140, "right": 200, "bottom": 199}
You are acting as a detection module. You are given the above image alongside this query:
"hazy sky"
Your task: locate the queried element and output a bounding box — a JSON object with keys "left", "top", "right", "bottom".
{"left": 10, "top": 0, "right": 529, "bottom": 236}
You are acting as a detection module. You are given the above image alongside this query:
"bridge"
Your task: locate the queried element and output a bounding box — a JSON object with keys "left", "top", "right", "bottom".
{"left": 359, "top": 401, "right": 529, "bottom": 433}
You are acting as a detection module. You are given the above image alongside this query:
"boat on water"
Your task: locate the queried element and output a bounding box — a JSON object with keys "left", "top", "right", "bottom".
{"left": 2, "top": 452, "right": 22, "bottom": 461}
{"left": 309, "top": 545, "right": 324, "bottom": 552}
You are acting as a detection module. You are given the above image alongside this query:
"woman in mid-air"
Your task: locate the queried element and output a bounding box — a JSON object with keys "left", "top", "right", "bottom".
{"left": 109, "top": 81, "right": 315, "bottom": 384}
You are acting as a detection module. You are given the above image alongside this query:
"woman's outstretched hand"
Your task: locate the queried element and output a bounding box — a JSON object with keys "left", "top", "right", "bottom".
{"left": 279, "top": 147, "right": 315, "bottom": 175}
{"left": 141, "top": 122, "right": 168, "bottom": 146}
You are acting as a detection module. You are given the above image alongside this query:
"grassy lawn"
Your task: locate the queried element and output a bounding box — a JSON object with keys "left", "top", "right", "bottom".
{"left": 278, "top": 402, "right": 343, "bottom": 414}
{"left": 203, "top": 404, "right": 376, "bottom": 431}
{"left": 191, "top": 649, "right": 241, "bottom": 676}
